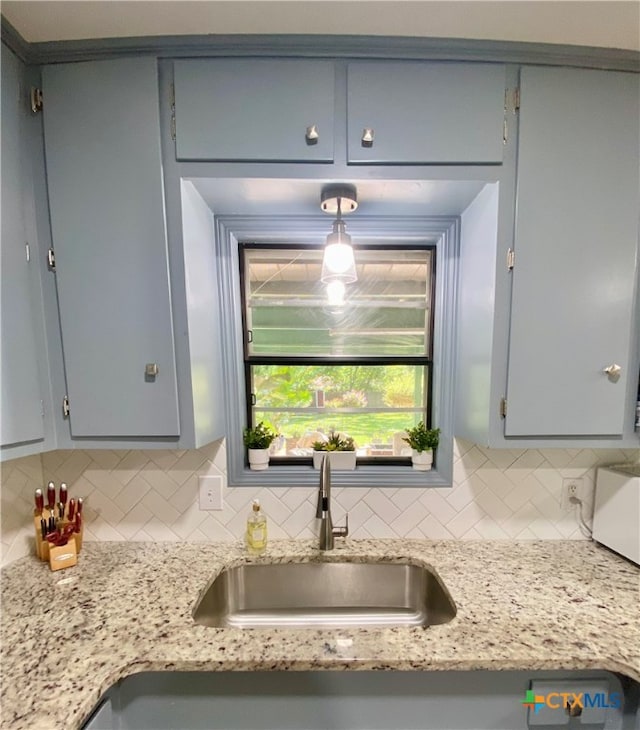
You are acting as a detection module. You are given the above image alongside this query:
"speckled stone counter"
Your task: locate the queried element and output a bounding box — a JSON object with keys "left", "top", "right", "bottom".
{"left": 1, "top": 539, "right": 639, "bottom": 730}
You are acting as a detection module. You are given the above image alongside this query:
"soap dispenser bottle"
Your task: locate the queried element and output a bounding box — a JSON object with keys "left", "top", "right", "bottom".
{"left": 246, "top": 499, "right": 267, "bottom": 555}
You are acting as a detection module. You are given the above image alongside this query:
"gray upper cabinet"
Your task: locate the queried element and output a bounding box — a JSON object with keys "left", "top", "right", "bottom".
{"left": 505, "top": 67, "right": 639, "bottom": 437}
{"left": 42, "top": 57, "right": 180, "bottom": 438}
{"left": 174, "top": 59, "right": 335, "bottom": 162}
{"left": 1, "top": 45, "right": 44, "bottom": 449}
{"left": 346, "top": 62, "right": 506, "bottom": 164}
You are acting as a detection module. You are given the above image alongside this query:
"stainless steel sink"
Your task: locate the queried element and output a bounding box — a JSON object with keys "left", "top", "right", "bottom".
{"left": 192, "top": 561, "right": 456, "bottom": 629}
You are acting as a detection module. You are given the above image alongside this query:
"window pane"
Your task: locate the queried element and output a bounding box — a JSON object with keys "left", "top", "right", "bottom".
{"left": 251, "top": 364, "right": 427, "bottom": 457}
{"left": 244, "top": 247, "right": 432, "bottom": 357}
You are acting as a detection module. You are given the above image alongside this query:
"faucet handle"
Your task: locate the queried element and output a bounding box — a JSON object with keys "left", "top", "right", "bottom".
{"left": 333, "top": 513, "right": 348, "bottom": 539}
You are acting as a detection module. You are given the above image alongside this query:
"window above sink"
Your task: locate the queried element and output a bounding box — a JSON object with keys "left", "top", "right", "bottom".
{"left": 199, "top": 199, "right": 467, "bottom": 488}
{"left": 240, "top": 244, "right": 436, "bottom": 467}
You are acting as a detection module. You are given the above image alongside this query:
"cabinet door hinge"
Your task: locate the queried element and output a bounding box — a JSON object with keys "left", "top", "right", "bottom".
{"left": 47, "top": 248, "right": 56, "bottom": 270}
{"left": 513, "top": 87, "right": 520, "bottom": 111}
{"left": 499, "top": 397, "right": 507, "bottom": 418}
{"left": 25, "top": 242, "right": 31, "bottom": 262}
{"left": 62, "top": 396, "right": 70, "bottom": 418}
{"left": 503, "top": 118, "right": 508, "bottom": 144}
{"left": 507, "top": 248, "right": 515, "bottom": 271}
{"left": 40, "top": 400, "right": 45, "bottom": 418}
{"left": 170, "top": 83, "right": 176, "bottom": 141}
{"left": 30, "top": 87, "right": 43, "bottom": 113}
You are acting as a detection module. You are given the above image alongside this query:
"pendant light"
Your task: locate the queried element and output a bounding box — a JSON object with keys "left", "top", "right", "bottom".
{"left": 320, "top": 185, "right": 358, "bottom": 285}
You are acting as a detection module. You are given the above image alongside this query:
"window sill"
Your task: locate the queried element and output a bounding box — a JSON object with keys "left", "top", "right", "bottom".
{"left": 228, "top": 463, "right": 451, "bottom": 488}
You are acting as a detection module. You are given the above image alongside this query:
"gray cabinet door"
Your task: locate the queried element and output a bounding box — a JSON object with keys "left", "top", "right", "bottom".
{"left": 347, "top": 62, "right": 506, "bottom": 164}
{"left": 174, "top": 59, "right": 335, "bottom": 162}
{"left": 43, "top": 58, "right": 180, "bottom": 438}
{"left": 505, "top": 67, "right": 639, "bottom": 437}
{"left": 1, "top": 45, "right": 44, "bottom": 447}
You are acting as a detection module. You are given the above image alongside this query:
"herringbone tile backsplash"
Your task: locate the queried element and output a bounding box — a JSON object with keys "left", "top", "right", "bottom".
{"left": 2, "top": 440, "right": 638, "bottom": 565}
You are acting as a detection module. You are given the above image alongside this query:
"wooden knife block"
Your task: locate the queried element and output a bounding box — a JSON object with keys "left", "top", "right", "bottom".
{"left": 33, "top": 509, "right": 84, "bottom": 571}
{"left": 48, "top": 539, "right": 78, "bottom": 571}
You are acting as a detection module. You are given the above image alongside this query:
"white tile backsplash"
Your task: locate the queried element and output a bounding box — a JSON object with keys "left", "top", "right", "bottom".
{"left": 1, "top": 439, "right": 638, "bottom": 566}
{"left": 1, "top": 453, "right": 44, "bottom": 564}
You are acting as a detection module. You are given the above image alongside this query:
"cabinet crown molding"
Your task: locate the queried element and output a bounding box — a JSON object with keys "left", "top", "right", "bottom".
{"left": 2, "top": 18, "right": 639, "bottom": 72}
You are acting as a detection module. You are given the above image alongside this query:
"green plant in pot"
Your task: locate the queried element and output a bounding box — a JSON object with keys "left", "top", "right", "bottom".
{"left": 402, "top": 421, "right": 440, "bottom": 471}
{"left": 243, "top": 421, "right": 278, "bottom": 471}
{"left": 312, "top": 431, "right": 356, "bottom": 471}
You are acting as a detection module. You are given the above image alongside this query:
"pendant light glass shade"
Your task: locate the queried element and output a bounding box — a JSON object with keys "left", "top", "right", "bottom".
{"left": 321, "top": 216, "right": 357, "bottom": 284}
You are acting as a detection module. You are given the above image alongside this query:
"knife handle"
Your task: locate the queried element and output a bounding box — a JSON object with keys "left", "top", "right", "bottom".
{"left": 68, "top": 499, "right": 76, "bottom": 522}
{"left": 74, "top": 512, "right": 82, "bottom": 534}
{"left": 35, "top": 489, "right": 44, "bottom": 515}
{"left": 47, "top": 482, "right": 56, "bottom": 511}
{"left": 60, "top": 483, "right": 68, "bottom": 506}
{"left": 77, "top": 498, "right": 83, "bottom": 515}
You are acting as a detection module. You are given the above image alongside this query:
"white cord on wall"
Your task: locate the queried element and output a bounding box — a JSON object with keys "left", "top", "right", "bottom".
{"left": 569, "top": 495, "right": 593, "bottom": 538}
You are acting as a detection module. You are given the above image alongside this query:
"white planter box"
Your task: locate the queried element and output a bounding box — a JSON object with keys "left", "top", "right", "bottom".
{"left": 248, "top": 448, "right": 270, "bottom": 471}
{"left": 313, "top": 451, "right": 357, "bottom": 471}
{"left": 411, "top": 449, "right": 433, "bottom": 471}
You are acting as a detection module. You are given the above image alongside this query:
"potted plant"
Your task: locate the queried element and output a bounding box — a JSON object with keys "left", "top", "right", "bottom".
{"left": 243, "top": 421, "right": 278, "bottom": 471}
{"left": 402, "top": 421, "right": 440, "bottom": 471}
{"left": 312, "top": 431, "right": 357, "bottom": 470}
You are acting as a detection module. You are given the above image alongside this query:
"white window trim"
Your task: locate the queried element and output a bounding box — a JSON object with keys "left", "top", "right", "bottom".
{"left": 215, "top": 214, "right": 459, "bottom": 488}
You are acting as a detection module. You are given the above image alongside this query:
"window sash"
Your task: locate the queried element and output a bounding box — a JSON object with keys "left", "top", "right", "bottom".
{"left": 241, "top": 242, "right": 436, "bottom": 464}
{"left": 247, "top": 361, "right": 433, "bottom": 465}
{"left": 241, "top": 243, "right": 436, "bottom": 361}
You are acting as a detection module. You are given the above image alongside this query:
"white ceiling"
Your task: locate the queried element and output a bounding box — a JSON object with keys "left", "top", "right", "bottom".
{"left": 2, "top": 1, "right": 639, "bottom": 51}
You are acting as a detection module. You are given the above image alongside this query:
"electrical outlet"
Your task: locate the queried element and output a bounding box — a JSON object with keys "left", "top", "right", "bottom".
{"left": 561, "top": 477, "right": 583, "bottom": 510}
{"left": 198, "top": 475, "right": 224, "bottom": 510}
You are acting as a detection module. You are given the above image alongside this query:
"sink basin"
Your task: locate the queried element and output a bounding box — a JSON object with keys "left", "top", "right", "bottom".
{"left": 192, "top": 560, "right": 456, "bottom": 629}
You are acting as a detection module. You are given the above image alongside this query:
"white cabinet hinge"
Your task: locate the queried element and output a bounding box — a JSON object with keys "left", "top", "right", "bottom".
{"left": 514, "top": 88, "right": 520, "bottom": 111}
{"left": 47, "top": 248, "right": 56, "bottom": 270}
{"left": 503, "top": 118, "right": 508, "bottom": 144}
{"left": 170, "top": 83, "right": 176, "bottom": 141}
{"left": 499, "top": 397, "right": 507, "bottom": 418}
{"left": 25, "top": 242, "right": 31, "bottom": 262}
{"left": 62, "top": 396, "right": 70, "bottom": 418}
{"left": 30, "top": 87, "right": 43, "bottom": 113}
{"left": 40, "top": 399, "right": 45, "bottom": 418}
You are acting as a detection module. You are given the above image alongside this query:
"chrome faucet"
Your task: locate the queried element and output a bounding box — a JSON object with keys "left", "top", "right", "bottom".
{"left": 316, "top": 454, "right": 349, "bottom": 550}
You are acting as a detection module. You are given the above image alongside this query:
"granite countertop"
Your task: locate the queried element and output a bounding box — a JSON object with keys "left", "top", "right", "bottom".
{"left": 1, "top": 539, "right": 639, "bottom": 730}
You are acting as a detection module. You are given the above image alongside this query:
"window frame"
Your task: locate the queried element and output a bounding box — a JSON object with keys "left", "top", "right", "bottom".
{"left": 216, "top": 214, "right": 459, "bottom": 488}
{"left": 239, "top": 242, "right": 437, "bottom": 466}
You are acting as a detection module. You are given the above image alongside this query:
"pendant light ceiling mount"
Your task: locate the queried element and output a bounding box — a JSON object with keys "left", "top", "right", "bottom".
{"left": 320, "top": 184, "right": 358, "bottom": 215}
